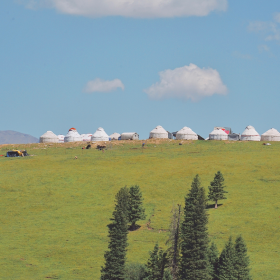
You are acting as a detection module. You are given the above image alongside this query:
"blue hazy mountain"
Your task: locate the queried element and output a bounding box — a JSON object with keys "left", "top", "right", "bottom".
{"left": 0, "top": 130, "right": 38, "bottom": 144}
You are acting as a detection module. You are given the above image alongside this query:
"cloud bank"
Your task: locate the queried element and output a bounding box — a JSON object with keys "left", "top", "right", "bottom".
{"left": 84, "top": 78, "right": 124, "bottom": 93}
{"left": 144, "top": 64, "right": 228, "bottom": 101}
{"left": 28, "top": 0, "right": 227, "bottom": 18}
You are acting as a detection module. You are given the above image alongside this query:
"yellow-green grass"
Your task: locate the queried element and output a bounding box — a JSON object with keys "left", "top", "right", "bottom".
{"left": 0, "top": 140, "right": 279, "bottom": 279}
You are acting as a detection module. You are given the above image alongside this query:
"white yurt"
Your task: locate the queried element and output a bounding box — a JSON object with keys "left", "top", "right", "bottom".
{"left": 110, "top": 133, "right": 121, "bottom": 140}
{"left": 91, "top": 127, "right": 109, "bottom": 141}
{"left": 81, "top": 134, "right": 92, "bottom": 141}
{"left": 57, "top": 135, "right": 65, "bottom": 143}
{"left": 261, "top": 128, "right": 280, "bottom": 141}
{"left": 121, "top": 132, "right": 139, "bottom": 140}
{"left": 64, "top": 128, "right": 82, "bottom": 142}
{"left": 176, "top": 127, "right": 198, "bottom": 140}
{"left": 241, "top": 125, "right": 261, "bottom": 141}
{"left": 149, "top": 125, "right": 168, "bottom": 139}
{"left": 209, "top": 129, "right": 228, "bottom": 140}
{"left": 39, "top": 131, "right": 59, "bottom": 143}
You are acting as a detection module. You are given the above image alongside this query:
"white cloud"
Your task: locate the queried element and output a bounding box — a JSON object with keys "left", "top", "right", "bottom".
{"left": 144, "top": 64, "right": 228, "bottom": 102}
{"left": 248, "top": 14, "right": 280, "bottom": 41}
{"left": 84, "top": 78, "right": 124, "bottom": 93}
{"left": 274, "top": 13, "right": 280, "bottom": 23}
{"left": 258, "top": 44, "right": 270, "bottom": 52}
{"left": 232, "top": 51, "right": 252, "bottom": 60}
{"left": 27, "top": 0, "right": 228, "bottom": 18}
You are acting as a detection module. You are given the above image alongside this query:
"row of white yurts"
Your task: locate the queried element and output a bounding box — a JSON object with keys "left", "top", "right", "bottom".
{"left": 209, "top": 126, "right": 280, "bottom": 141}
{"left": 39, "top": 125, "right": 280, "bottom": 143}
{"left": 149, "top": 125, "right": 198, "bottom": 140}
{"left": 39, "top": 128, "right": 141, "bottom": 143}
{"left": 39, "top": 127, "right": 109, "bottom": 143}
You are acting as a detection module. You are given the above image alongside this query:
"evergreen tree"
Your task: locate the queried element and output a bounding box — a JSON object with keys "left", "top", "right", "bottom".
{"left": 208, "top": 242, "right": 219, "bottom": 280}
{"left": 100, "top": 187, "right": 130, "bottom": 280}
{"left": 145, "top": 243, "right": 169, "bottom": 280}
{"left": 234, "top": 236, "right": 252, "bottom": 280}
{"left": 124, "top": 262, "right": 147, "bottom": 280}
{"left": 163, "top": 269, "right": 173, "bottom": 280}
{"left": 128, "top": 185, "right": 146, "bottom": 230}
{"left": 166, "top": 204, "right": 182, "bottom": 279}
{"left": 208, "top": 171, "right": 227, "bottom": 209}
{"left": 217, "top": 237, "right": 237, "bottom": 280}
{"left": 178, "top": 175, "right": 210, "bottom": 280}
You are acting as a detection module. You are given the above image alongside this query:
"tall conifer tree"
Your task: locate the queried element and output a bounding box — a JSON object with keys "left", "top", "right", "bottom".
{"left": 178, "top": 175, "right": 210, "bottom": 280}
{"left": 166, "top": 204, "right": 181, "bottom": 279}
{"left": 145, "top": 243, "right": 169, "bottom": 280}
{"left": 234, "top": 236, "right": 252, "bottom": 280}
{"left": 100, "top": 187, "right": 130, "bottom": 280}
{"left": 208, "top": 242, "right": 219, "bottom": 280}
{"left": 217, "top": 237, "right": 237, "bottom": 280}
{"left": 208, "top": 171, "right": 227, "bottom": 209}
{"left": 128, "top": 185, "right": 146, "bottom": 230}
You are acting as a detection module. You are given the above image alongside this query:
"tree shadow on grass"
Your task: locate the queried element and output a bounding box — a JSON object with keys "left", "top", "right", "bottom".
{"left": 206, "top": 203, "right": 223, "bottom": 209}
{"left": 128, "top": 224, "right": 141, "bottom": 231}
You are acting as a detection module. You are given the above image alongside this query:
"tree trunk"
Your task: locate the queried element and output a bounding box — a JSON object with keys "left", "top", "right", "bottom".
{"left": 131, "top": 221, "right": 136, "bottom": 231}
{"left": 215, "top": 201, "right": 218, "bottom": 209}
{"left": 172, "top": 205, "right": 181, "bottom": 279}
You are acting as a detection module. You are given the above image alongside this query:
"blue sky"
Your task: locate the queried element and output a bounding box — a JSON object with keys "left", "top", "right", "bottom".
{"left": 1, "top": 0, "right": 280, "bottom": 139}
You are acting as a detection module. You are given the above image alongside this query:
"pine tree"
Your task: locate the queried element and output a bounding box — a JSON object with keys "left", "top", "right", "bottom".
{"left": 178, "top": 175, "right": 210, "bottom": 280}
{"left": 217, "top": 237, "right": 237, "bottom": 280}
{"left": 145, "top": 243, "right": 169, "bottom": 280}
{"left": 208, "top": 242, "right": 219, "bottom": 280}
{"left": 128, "top": 185, "right": 146, "bottom": 230}
{"left": 163, "top": 269, "right": 173, "bottom": 280}
{"left": 234, "top": 236, "right": 252, "bottom": 280}
{"left": 208, "top": 171, "right": 227, "bottom": 209}
{"left": 166, "top": 204, "right": 181, "bottom": 279}
{"left": 100, "top": 187, "right": 130, "bottom": 280}
{"left": 124, "top": 262, "right": 147, "bottom": 280}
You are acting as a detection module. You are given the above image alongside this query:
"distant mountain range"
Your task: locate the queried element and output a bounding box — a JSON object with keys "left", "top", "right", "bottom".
{"left": 0, "top": 130, "right": 38, "bottom": 144}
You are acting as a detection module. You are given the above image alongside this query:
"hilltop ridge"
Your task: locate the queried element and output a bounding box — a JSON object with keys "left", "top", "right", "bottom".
{"left": 0, "top": 130, "right": 38, "bottom": 144}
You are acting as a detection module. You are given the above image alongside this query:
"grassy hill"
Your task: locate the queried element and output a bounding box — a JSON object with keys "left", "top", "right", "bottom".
{"left": 0, "top": 140, "right": 279, "bottom": 279}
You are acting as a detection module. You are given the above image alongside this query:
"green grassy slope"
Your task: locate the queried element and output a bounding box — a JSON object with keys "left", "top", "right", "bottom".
{"left": 0, "top": 140, "right": 279, "bottom": 279}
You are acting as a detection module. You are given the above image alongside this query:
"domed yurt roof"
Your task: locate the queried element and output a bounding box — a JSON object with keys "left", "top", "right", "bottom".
{"left": 261, "top": 128, "right": 280, "bottom": 141}
{"left": 64, "top": 128, "right": 82, "bottom": 142}
{"left": 110, "top": 133, "right": 121, "bottom": 140}
{"left": 91, "top": 127, "right": 109, "bottom": 141}
{"left": 149, "top": 125, "right": 168, "bottom": 139}
{"left": 39, "top": 131, "right": 59, "bottom": 143}
{"left": 176, "top": 127, "right": 198, "bottom": 140}
{"left": 209, "top": 129, "right": 228, "bottom": 140}
{"left": 210, "top": 129, "right": 228, "bottom": 135}
{"left": 241, "top": 125, "right": 260, "bottom": 141}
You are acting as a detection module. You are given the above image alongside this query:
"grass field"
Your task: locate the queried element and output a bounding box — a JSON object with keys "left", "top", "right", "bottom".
{"left": 0, "top": 139, "right": 279, "bottom": 279}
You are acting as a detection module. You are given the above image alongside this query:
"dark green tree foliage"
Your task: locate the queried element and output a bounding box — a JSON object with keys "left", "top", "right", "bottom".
{"left": 217, "top": 237, "right": 237, "bottom": 280}
{"left": 178, "top": 175, "right": 210, "bottom": 280}
{"left": 234, "top": 236, "right": 252, "bottom": 280}
{"left": 163, "top": 269, "right": 173, "bottom": 280}
{"left": 145, "top": 243, "right": 169, "bottom": 280}
{"left": 124, "top": 263, "right": 147, "bottom": 280}
{"left": 128, "top": 185, "right": 146, "bottom": 230}
{"left": 166, "top": 204, "right": 181, "bottom": 279}
{"left": 208, "top": 242, "right": 219, "bottom": 280}
{"left": 100, "top": 187, "right": 130, "bottom": 280}
{"left": 208, "top": 171, "right": 227, "bottom": 209}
